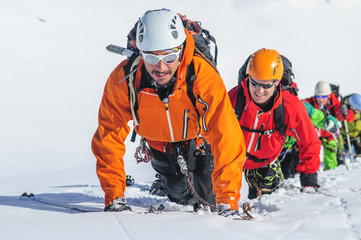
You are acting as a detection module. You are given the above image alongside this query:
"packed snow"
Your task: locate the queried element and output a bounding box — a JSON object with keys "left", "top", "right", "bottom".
{"left": 1, "top": 0, "right": 361, "bottom": 239}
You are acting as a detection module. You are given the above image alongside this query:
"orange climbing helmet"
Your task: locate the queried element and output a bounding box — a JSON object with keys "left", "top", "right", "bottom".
{"left": 246, "top": 48, "right": 284, "bottom": 81}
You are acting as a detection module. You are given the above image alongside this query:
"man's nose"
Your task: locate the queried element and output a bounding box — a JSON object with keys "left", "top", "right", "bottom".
{"left": 155, "top": 60, "right": 167, "bottom": 70}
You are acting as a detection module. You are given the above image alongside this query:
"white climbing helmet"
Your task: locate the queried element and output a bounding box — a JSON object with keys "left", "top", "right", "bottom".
{"left": 136, "top": 9, "right": 186, "bottom": 51}
{"left": 315, "top": 81, "right": 332, "bottom": 96}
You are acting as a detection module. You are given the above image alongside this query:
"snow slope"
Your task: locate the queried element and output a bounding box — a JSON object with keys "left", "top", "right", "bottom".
{"left": 1, "top": 0, "right": 361, "bottom": 239}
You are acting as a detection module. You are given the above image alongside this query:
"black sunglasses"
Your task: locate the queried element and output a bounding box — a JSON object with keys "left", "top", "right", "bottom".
{"left": 249, "top": 77, "right": 277, "bottom": 89}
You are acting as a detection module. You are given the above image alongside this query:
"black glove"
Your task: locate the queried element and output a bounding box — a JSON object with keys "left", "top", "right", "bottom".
{"left": 325, "top": 119, "right": 337, "bottom": 134}
{"left": 218, "top": 208, "right": 240, "bottom": 218}
{"left": 126, "top": 175, "right": 135, "bottom": 186}
{"left": 149, "top": 174, "right": 167, "bottom": 196}
{"left": 149, "top": 179, "right": 167, "bottom": 196}
{"left": 340, "top": 104, "right": 349, "bottom": 117}
{"left": 300, "top": 172, "right": 319, "bottom": 189}
{"left": 104, "top": 197, "right": 132, "bottom": 212}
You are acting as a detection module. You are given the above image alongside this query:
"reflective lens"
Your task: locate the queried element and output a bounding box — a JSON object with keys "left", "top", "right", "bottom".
{"left": 141, "top": 50, "right": 181, "bottom": 65}
{"left": 249, "top": 77, "right": 277, "bottom": 89}
{"left": 316, "top": 95, "right": 328, "bottom": 99}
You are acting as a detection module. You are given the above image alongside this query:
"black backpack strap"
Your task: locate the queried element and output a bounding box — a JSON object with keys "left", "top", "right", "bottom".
{"left": 235, "top": 85, "right": 246, "bottom": 121}
{"left": 123, "top": 52, "right": 140, "bottom": 76}
{"left": 274, "top": 97, "right": 286, "bottom": 136}
{"left": 246, "top": 152, "right": 270, "bottom": 163}
{"left": 185, "top": 61, "right": 201, "bottom": 132}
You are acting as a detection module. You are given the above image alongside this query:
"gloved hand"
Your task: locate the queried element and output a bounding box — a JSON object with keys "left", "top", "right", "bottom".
{"left": 218, "top": 208, "right": 241, "bottom": 218}
{"left": 149, "top": 179, "right": 167, "bottom": 196}
{"left": 325, "top": 119, "right": 337, "bottom": 134}
{"left": 340, "top": 104, "right": 349, "bottom": 117}
{"left": 300, "top": 172, "right": 320, "bottom": 189}
{"left": 104, "top": 197, "right": 132, "bottom": 212}
{"left": 126, "top": 175, "right": 135, "bottom": 186}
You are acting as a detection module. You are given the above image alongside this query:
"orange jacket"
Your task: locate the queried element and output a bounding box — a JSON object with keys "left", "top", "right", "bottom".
{"left": 92, "top": 30, "right": 246, "bottom": 210}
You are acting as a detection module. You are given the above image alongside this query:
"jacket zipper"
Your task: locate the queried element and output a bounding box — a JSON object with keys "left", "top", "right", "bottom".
{"left": 247, "top": 110, "right": 260, "bottom": 153}
{"left": 197, "top": 96, "right": 209, "bottom": 132}
{"left": 253, "top": 124, "right": 264, "bottom": 152}
{"left": 165, "top": 103, "right": 175, "bottom": 142}
{"left": 182, "top": 109, "right": 190, "bottom": 139}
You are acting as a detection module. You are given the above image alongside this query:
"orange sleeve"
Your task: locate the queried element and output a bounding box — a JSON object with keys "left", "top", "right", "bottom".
{"left": 91, "top": 62, "right": 133, "bottom": 206}
{"left": 193, "top": 57, "right": 246, "bottom": 210}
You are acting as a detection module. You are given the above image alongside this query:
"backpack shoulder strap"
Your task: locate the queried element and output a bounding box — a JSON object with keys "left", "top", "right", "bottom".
{"left": 185, "top": 61, "right": 197, "bottom": 108}
{"left": 235, "top": 84, "right": 246, "bottom": 121}
{"left": 185, "top": 61, "right": 201, "bottom": 132}
{"left": 123, "top": 54, "right": 142, "bottom": 142}
{"left": 274, "top": 96, "right": 286, "bottom": 136}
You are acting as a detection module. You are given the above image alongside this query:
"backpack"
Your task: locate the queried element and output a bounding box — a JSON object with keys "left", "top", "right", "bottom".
{"left": 118, "top": 13, "right": 219, "bottom": 142}
{"left": 330, "top": 84, "right": 341, "bottom": 101}
{"left": 234, "top": 54, "right": 298, "bottom": 137}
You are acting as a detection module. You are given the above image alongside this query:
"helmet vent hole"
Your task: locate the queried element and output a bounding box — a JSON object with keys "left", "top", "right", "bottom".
{"left": 171, "top": 31, "right": 178, "bottom": 39}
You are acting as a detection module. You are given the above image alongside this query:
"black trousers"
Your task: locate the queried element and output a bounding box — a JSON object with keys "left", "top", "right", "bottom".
{"left": 150, "top": 140, "right": 215, "bottom": 207}
{"left": 344, "top": 138, "right": 361, "bottom": 155}
{"left": 280, "top": 150, "right": 299, "bottom": 180}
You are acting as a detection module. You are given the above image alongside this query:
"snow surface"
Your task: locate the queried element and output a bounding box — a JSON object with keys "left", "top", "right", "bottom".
{"left": 1, "top": 0, "right": 361, "bottom": 239}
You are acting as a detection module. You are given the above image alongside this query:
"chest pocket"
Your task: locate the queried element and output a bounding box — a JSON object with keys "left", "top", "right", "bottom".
{"left": 135, "top": 85, "right": 199, "bottom": 142}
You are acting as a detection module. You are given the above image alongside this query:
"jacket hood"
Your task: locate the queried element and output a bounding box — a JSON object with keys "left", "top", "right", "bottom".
{"left": 176, "top": 28, "right": 195, "bottom": 85}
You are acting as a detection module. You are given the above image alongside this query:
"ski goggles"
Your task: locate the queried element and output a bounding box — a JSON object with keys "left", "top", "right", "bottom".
{"left": 249, "top": 77, "right": 277, "bottom": 89}
{"left": 316, "top": 95, "right": 328, "bottom": 99}
{"left": 141, "top": 50, "right": 182, "bottom": 65}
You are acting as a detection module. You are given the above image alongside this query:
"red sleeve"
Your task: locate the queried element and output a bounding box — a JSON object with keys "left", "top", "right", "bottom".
{"left": 284, "top": 93, "right": 321, "bottom": 174}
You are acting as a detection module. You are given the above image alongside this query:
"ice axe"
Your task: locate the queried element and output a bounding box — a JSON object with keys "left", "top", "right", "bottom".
{"left": 340, "top": 104, "right": 354, "bottom": 163}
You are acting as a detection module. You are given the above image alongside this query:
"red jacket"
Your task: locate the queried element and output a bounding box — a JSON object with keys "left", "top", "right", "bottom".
{"left": 228, "top": 78, "right": 321, "bottom": 174}
{"left": 304, "top": 93, "right": 355, "bottom": 140}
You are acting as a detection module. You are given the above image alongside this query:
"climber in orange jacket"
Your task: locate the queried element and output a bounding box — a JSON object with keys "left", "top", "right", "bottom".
{"left": 91, "top": 9, "right": 246, "bottom": 217}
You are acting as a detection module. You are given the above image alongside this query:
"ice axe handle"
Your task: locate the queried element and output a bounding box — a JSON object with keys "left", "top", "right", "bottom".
{"left": 106, "top": 45, "right": 134, "bottom": 57}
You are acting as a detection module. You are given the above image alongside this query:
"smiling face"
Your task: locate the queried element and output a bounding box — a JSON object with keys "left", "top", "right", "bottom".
{"left": 142, "top": 49, "right": 181, "bottom": 86}
{"left": 249, "top": 76, "right": 279, "bottom": 105}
